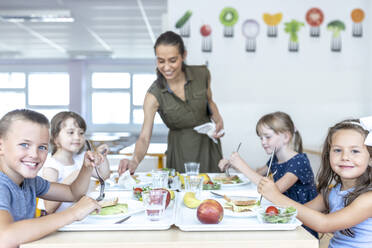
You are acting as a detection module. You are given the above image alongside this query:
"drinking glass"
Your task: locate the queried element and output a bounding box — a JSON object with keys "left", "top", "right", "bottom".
{"left": 185, "top": 175, "right": 203, "bottom": 198}
{"left": 184, "top": 162, "right": 200, "bottom": 176}
{"left": 142, "top": 190, "right": 167, "bottom": 221}
{"left": 151, "top": 171, "right": 169, "bottom": 188}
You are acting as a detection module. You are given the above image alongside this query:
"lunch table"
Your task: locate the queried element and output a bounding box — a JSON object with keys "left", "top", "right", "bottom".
{"left": 21, "top": 225, "right": 318, "bottom": 248}
{"left": 22, "top": 173, "right": 319, "bottom": 248}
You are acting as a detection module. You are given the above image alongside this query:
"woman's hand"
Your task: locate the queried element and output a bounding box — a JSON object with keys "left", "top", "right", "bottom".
{"left": 257, "top": 177, "right": 281, "bottom": 202}
{"left": 218, "top": 158, "right": 229, "bottom": 172}
{"left": 83, "top": 151, "right": 104, "bottom": 168}
{"left": 118, "top": 159, "right": 138, "bottom": 175}
{"left": 213, "top": 120, "right": 225, "bottom": 138}
{"left": 69, "top": 196, "right": 101, "bottom": 221}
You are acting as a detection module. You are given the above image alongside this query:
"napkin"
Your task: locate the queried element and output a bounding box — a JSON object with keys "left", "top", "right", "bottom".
{"left": 118, "top": 170, "right": 136, "bottom": 189}
{"left": 193, "top": 122, "right": 225, "bottom": 144}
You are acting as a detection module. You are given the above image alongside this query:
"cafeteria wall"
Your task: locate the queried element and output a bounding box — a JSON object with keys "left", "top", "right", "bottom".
{"left": 168, "top": 0, "right": 372, "bottom": 170}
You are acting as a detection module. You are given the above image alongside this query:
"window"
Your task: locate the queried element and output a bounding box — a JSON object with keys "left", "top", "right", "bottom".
{"left": 0, "top": 72, "right": 69, "bottom": 120}
{"left": 88, "top": 70, "right": 165, "bottom": 133}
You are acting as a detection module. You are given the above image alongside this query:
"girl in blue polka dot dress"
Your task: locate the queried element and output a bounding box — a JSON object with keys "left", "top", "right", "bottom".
{"left": 219, "top": 111, "right": 318, "bottom": 237}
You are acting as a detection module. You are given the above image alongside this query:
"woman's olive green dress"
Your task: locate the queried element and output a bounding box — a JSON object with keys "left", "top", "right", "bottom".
{"left": 148, "top": 65, "right": 222, "bottom": 173}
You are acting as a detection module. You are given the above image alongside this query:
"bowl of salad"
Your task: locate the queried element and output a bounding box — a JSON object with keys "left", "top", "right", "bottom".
{"left": 256, "top": 205, "right": 297, "bottom": 224}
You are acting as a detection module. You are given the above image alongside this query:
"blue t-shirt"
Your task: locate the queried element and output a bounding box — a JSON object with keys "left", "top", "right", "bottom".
{"left": 329, "top": 184, "right": 372, "bottom": 248}
{"left": 270, "top": 153, "right": 317, "bottom": 204}
{"left": 0, "top": 172, "right": 50, "bottom": 221}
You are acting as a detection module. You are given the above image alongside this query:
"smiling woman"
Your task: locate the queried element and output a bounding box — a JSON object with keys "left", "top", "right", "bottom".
{"left": 118, "top": 31, "right": 225, "bottom": 175}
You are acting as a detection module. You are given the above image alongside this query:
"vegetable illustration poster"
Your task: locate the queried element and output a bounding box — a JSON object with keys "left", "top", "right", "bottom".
{"left": 172, "top": 3, "right": 365, "bottom": 56}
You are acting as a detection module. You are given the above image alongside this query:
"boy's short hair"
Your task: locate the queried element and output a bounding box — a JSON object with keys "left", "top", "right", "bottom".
{"left": 0, "top": 109, "right": 50, "bottom": 138}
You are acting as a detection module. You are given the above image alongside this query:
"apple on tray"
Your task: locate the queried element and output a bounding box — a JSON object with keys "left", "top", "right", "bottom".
{"left": 197, "top": 199, "right": 224, "bottom": 224}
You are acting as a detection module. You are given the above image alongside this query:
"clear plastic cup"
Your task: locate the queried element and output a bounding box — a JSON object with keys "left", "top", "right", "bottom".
{"left": 142, "top": 190, "right": 167, "bottom": 221}
{"left": 184, "top": 162, "right": 200, "bottom": 176}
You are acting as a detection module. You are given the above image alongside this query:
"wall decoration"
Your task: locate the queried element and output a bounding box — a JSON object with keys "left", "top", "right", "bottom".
{"left": 219, "top": 7, "right": 239, "bottom": 37}
{"left": 200, "top": 24, "right": 212, "bottom": 52}
{"left": 305, "top": 8, "right": 324, "bottom": 37}
{"left": 351, "top": 8, "right": 364, "bottom": 37}
{"left": 242, "top": 19, "right": 260, "bottom": 52}
{"left": 327, "top": 20, "right": 345, "bottom": 52}
{"left": 284, "top": 20, "right": 304, "bottom": 52}
{"left": 262, "top": 13, "right": 283, "bottom": 37}
{"left": 175, "top": 10, "right": 192, "bottom": 38}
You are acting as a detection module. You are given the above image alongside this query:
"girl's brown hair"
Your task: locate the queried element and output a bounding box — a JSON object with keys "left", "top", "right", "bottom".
{"left": 317, "top": 119, "right": 372, "bottom": 237}
{"left": 256, "top": 111, "right": 303, "bottom": 153}
{"left": 50, "top": 111, "right": 86, "bottom": 155}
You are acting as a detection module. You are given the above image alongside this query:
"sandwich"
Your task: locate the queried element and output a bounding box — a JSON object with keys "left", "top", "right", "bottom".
{"left": 98, "top": 196, "right": 119, "bottom": 208}
{"left": 223, "top": 195, "right": 257, "bottom": 212}
{"left": 213, "top": 175, "right": 242, "bottom": 184}
{"left": 91, "top": 197, "right": 128, "bottom": 216}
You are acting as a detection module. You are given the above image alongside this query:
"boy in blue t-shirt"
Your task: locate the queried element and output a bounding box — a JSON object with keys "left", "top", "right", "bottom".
{"left": 0, "top": 109, "right": 102, "bottom": 247}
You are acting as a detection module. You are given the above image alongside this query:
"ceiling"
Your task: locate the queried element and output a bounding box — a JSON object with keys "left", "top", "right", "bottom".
{"left": 0, "top": 0, "right": 167, "bottom": 59}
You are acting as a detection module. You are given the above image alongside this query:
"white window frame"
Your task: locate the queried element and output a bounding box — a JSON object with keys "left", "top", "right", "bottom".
{"left": 85, "top": 60, "right": 168, "bottom": 135}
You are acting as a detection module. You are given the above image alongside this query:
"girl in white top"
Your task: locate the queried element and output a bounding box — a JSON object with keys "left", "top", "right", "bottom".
{"left": 42, "top": 111, "right": 111, "bottom": 213}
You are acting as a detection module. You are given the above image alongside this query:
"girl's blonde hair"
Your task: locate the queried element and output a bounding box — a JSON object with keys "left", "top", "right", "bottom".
{"left": 317, "top": 119, "right": 372, "bottom": 237}
{"left": 50, "top": 111, "right": 86, "bottom": 155}
{"left": 256, "top": 111, "right": 303, "bottom": 153}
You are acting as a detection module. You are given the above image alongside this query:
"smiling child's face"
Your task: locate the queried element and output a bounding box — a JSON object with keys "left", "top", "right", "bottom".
{"left": 330, "top": 129, "right": 370, "bottom": 187}
{"left": 0, "top": 119, "right": 49, "bottom": 185}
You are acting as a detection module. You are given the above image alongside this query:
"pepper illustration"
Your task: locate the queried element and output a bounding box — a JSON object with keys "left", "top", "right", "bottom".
{"left": 219, "top": 7, "right": 239, "bottom": 37}
{"left": 262, "top": 13, "right": 282, "bottom": 37}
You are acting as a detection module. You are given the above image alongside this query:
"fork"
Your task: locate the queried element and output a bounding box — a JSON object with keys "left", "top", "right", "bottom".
{"left": 225, "top": 142, "right": 242, "bottom": 177}
{"left": 257, "top": 147, "right": 276, "bottom": 206}
{"left": 85, "top": 140, "right": 105, "bottom": 201}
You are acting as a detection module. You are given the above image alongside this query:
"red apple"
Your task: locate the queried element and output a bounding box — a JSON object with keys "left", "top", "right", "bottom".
{"left": 197, "top": 199, "right": 224, "bottom": 224}
{"left": 152, "top": 188, "right": 171, "bottom": 209}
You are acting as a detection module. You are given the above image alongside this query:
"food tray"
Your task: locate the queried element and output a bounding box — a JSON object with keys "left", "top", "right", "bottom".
{"left": 174, "top": 191, "right": 302, "bottom": 231}
{"left": 59, "top": 191, "right": 176, "bottom": 231}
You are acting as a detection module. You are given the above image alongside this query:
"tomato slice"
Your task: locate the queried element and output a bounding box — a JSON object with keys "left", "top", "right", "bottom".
{"left": 265, "top": 206, "right": 279, "bottom": 215}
